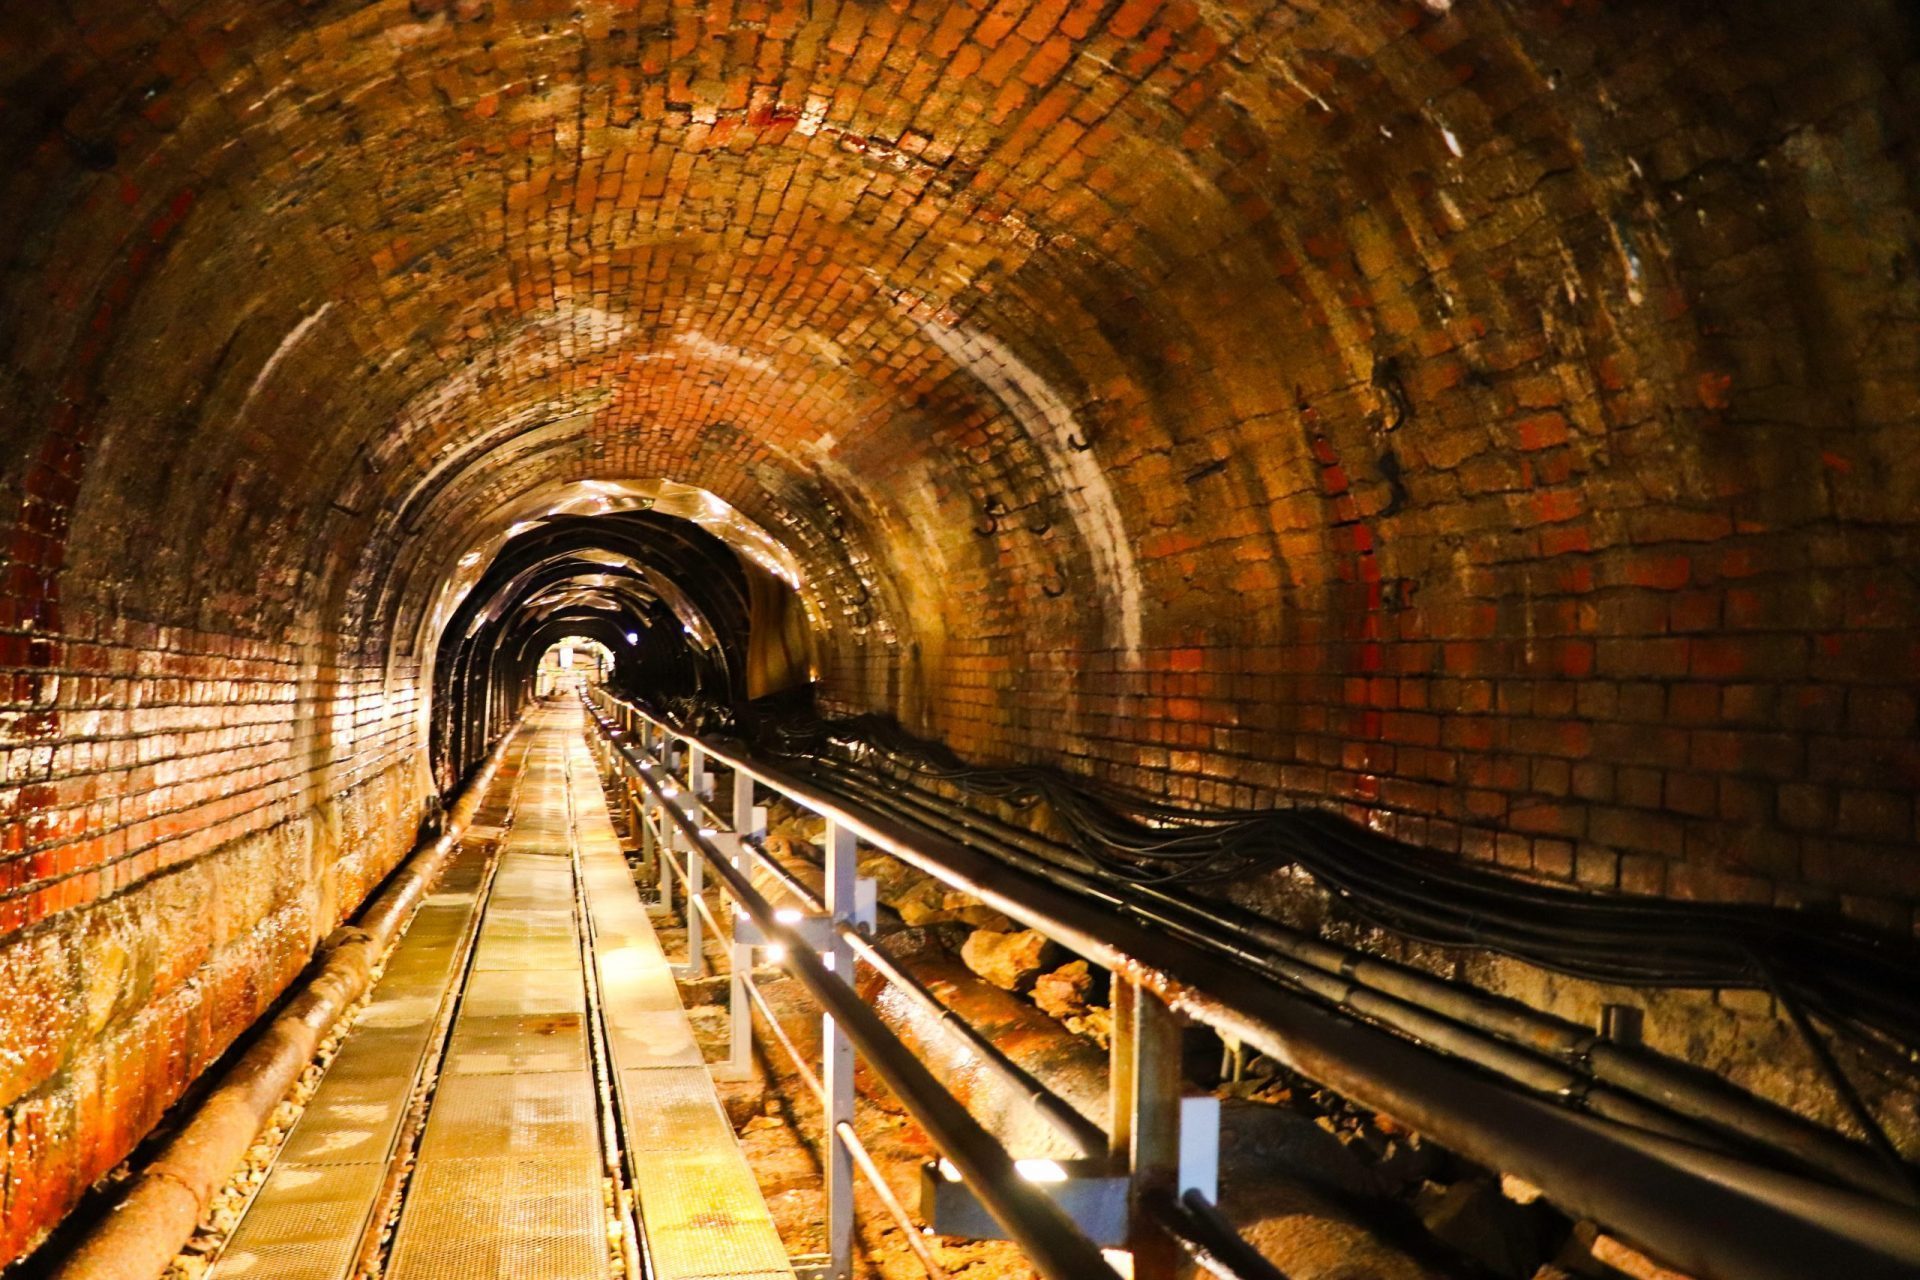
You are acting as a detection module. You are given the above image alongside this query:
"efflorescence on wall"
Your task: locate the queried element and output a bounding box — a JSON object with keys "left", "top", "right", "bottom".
{"left": 2, "top": 0, "right": 1919, "bottom": 1263}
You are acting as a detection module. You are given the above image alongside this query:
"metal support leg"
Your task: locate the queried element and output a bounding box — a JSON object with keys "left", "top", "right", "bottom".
{"left": 732, "top": 769, "right": 754, "bottom": 840}
{"left": 680, "top": 809, "right": 705, "bottom": 979}
{"left": 1111, "top": 975, "right": 1136, "bottom": 1165}
{"left": 1121, "top": 981, "right": 1184, "bottom": 1280}
{"left": 656, "top": 812, "right": 674, "bottom": 911}
{"left": 639, "top": 799, "right": 657, "bottom": 890}
{"left": 824, "top": 817, "right": 858, "bottom": 1280}
{"left": 717, "top": 767, "right": 759, "bottom": 1075}
{"left": 684, "top": 822, "right": 743, "bottom": 1080}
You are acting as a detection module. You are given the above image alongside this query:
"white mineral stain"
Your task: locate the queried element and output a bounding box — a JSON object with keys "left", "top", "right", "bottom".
{"left": 239, "top": 302, "right": 334, "bottom": 416}
{"left": 920, "top": 321, "right": 1144, "bottom": 659}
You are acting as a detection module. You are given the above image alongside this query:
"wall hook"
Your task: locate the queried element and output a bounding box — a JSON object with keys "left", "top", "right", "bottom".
{"left": 1371, "top": 354, "right": 1410, "bottom": 434}
{"left": 1066, "top": 431, "right": 1094, "bottom": 452}
{"left": 975, "top": 496, "right": 1007, "bottom": 537}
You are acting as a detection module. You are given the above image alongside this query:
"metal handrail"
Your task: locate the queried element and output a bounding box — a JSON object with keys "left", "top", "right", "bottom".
{"left": 611, "top": 711, "right": 1103, "bottom": 1157}
{"left": 837, "top": 926, "right": 1106, "bottom": 1158}
{"left": 837, "top": 1120, "right": 952, "bottom": 1280}
{"left": 589, "top": 689, "right": 1920, "bottom": 1280}
{"left": 585, "top": 695, "right": 1124, "bottom": 1280}
{"left": 622, "top": 741, "right": 1077, "bottom": 1275}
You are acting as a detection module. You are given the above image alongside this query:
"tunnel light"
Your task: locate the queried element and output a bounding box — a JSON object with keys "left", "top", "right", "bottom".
{"left": 764, "top": 944, "right": 788, "bottom": 964}
{"left": 698, "top": 826, "right": 717, "bottom": 838}
{"left": 935, "top": 1156, "right": 1071, "bottom": 1187}
{"left": 774, "top": 907, "right": 804, "bottom": 925}
{"left": 1015, "top": 1159, "right": 1068, "bottom": 1183}
{"left": 662, "top": 784, "right": 678, "bottom": 797}
{"left": 625, "top": 631, "right": 638, "bottom": 644}
{"left": 922, "top": 1157, "right": 1130, "bottom": 1245}
{"left": 821, "top": 951, "right": 836, "bottom": 972}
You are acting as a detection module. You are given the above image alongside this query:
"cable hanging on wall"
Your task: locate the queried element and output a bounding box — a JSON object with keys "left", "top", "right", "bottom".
{"left": 669, "top": 698, "right": 1920, "bottom": 1084}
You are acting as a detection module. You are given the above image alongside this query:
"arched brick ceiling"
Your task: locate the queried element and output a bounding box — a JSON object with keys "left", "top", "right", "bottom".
{"left": 5, "top": 0, "right": 1919, "bottom": 904}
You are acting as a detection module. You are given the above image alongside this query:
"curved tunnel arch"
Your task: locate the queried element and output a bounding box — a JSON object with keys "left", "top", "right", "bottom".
{"left": 4, "top": 0, "right": 1920, "bottom": 1264}
{"left": 427, "top": 506, "right": 771, "bottom": 789}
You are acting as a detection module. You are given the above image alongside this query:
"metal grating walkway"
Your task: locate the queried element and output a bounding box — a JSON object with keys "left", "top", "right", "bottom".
{"left": 210, "top": 705, "right": 792, "bottom": 1280}
{"left": 565, "top": 728, "right": 795, "bottom": 1280}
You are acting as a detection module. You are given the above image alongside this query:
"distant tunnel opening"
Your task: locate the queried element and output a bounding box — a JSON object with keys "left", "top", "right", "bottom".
{"left": 427, "top": 500, "right": 817, "bottom": 794}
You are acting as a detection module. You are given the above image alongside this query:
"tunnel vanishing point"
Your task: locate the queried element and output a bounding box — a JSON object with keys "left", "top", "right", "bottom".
{"left": 4, "top": 1, "right": 1920, "bottom": 1278}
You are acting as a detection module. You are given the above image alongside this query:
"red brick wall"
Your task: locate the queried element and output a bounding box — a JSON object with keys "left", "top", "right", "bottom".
{"left": 0, "top": 605, "right": 419, "bottom": 1261}
{"left": 3, "top": 0, "right": 1919, "bottom": 1263}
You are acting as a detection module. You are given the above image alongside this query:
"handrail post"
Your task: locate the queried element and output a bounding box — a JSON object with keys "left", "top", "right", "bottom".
{"left": 627, "top": 780, "right": 647, "bottom": 883}
{"left": 678, "top": 783, "right": 706, "bottom": 979}
{"left": 724, "top": 768, "right": 759, "bottom": 1080}
{"left": 641, "top": 793, "right": 660, "bottom": 894}
{"left": 824, "top": 816, "right": 859, "bottom": 1280}
{"left": 657, "top": 798, "right": 676, "bottom": 912}
{"left": 1116, "top": 979, "right": 1184, "bottom": 1280}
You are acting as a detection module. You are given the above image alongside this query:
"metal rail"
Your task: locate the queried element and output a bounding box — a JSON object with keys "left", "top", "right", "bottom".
{"left": 585, "top": 695, "right": 1124, "bottom": 1280}
{"left": 837, "top": 927, "right": 1107, "bottom": 1159}
{"left": 614, "top": 727, "right": 1107, "bottom": 1161}
{"left": 620, "top": 749, "right": 964, "bottom": 1278}
{"left": 837, "top": 1121, "right": 951, "bottom": 1280}
{"left": 806, "top": 751, "right": 1909, "bottom": 1204}
{"left": 628, "top": 749, "right": 1106, "bottom": 1161}
{"left": 589, "top": 689, "right": 1920, "bottom": 1280}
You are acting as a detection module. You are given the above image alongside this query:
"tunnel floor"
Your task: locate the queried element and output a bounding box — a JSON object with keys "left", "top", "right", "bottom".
{"left": 207, "top": 705, "right": 790, "bottom": 1280}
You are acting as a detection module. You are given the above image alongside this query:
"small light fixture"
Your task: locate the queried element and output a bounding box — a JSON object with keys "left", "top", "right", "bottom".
{"left": 1015, "top": 1159, "right": 1068, "bottom": 1183}
{"left": 774, "top": 907, "right": 804, "bottom": 925}
{"left": 625, "top": 631, "right": 638, "bottom": 644}
{"left": 764, "top": 943, "right": 787, "bottom": 964}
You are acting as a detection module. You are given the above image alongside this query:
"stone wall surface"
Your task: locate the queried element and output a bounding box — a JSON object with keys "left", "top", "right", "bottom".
{"left": 2, "top": 0, "right": 1918, "bottom": 1264}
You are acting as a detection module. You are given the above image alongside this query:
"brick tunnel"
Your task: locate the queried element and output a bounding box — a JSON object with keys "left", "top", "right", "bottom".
{"left": 3, "top": 2, "right": 1920, "bottom": 1278}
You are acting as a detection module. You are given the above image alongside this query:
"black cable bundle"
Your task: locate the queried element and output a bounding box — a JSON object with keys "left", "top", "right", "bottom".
{"left": 727, "top": 700, "right": 1920, "bottom": 1082}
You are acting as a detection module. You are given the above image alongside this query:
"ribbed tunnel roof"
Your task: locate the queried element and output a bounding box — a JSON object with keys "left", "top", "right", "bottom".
{"left": 10, "top": 0, "right": 1909, "bottom": 703}
{"left": 4, "top": 0, "right": 1918, "bottom": 925}
{"left": 5, "top": 5, "right": 1920, "bottom": 1265}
